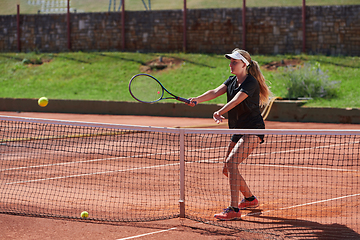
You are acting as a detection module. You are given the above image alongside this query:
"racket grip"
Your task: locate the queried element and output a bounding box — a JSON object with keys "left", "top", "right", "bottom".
{"left": 176, "top": 97, "right": 190, "bottom": 104}
{"left": 176, "top": 97, "right": 197, "bottom": 105}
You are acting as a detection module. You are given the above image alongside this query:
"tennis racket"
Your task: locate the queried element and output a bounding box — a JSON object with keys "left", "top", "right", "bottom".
{"left": 129, "top": 73, "right": 195, "bottom": 104}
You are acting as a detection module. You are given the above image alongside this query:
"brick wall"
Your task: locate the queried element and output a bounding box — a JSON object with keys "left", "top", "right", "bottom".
{"left": 1, "top": 5, "right": 359, "bottom": 55}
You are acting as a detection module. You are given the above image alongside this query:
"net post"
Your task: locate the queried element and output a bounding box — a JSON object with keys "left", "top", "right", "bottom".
{"left": 179, "top": 128, "right": 185, "bottom": 218}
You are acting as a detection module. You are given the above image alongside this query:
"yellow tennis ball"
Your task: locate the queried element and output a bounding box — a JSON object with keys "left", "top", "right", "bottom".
{"left": 38, "top": 97, "right": 48, "bottom": 107}
{"left": 81, "top": 211, "right": 89, "bottom": 218}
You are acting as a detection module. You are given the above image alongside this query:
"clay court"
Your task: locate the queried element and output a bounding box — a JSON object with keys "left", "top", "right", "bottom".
{"left": 1, "top": 111, "right": 360, "bottom": 240}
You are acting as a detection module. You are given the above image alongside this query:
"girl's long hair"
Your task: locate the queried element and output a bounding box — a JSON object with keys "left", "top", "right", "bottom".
{"left": 233, "top": 48, "right": 271, "bottom": 107}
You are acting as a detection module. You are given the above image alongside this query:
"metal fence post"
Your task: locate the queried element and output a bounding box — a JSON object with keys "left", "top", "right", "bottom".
{"left": 67, "top": 0, "right": 71, "bottom": 50}
{"left": 122, "top": 0, "right": 125, "bottom": 50}
{"left": 17, "top": 5, "right": 21, "bottom": 52}
{"left": 242, "top": 0, "right": 246, "bottom": 50}
{"left": 183, "top": 0, "right": 187, "bottom": 53}
{"left": 302, "top": 0, "right": 306, "bottom": 53}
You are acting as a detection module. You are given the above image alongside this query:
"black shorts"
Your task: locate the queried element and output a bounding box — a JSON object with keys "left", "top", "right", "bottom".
{"left": 231, "top": 134, "right": 264, "bottom": 144}
{"left": 231, "top": 123, "right": 265, "bottom": 144}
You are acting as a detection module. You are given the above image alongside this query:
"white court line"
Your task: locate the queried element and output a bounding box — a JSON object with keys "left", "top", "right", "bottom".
{"left": 252, "top": 141, "right": 360, "bottom": 157}
{"left": 243, "top": 163, "right": 359, "bottom": 172}
{"left": 190, "top": 140, "right": 359, "bottom": 172}
{"left": 0, "top": 150, "right": 178, "bottom": 172}
{"left": 185, "top": 139, "right": 294, "bottom": 153}
{"left": 6, "top": 159, "right": 356, "bottom": 185}
{"left": 6, "top": 162, "right": 180, "bottom": 185}
{"left": 3, "top": 139, "right": 358, "bottom": 184}
{"left": 2, "top": 138, "right": 356, "bottom": 172}
{"left": 279, "top": 193, "right": 360, "bottom": 210}
{"left": 5, "top": 160, "right": 200, "bottom": 185}
{"left": 242, "top": 192, "right": 360, "bottom": 218}
{"left": 194, "top": 159, "right": 358, "bottom": 172}
{"left": 116, "top": 227, "right": 177, "bottom": 240}
{"left": 188, "top": 140, "right": 359, "bottom": 158}
{"left": 0, "top": 157, "right": 121, "bottom": 172}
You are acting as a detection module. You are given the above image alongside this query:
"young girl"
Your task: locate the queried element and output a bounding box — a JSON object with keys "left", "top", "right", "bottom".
{"left": 188, "top": 48, "right": 270, "bottom": 220}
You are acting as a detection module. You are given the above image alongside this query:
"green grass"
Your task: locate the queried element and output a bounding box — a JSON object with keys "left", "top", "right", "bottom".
{"left": 0, "top": 52, "right": 359, "bottom": 109}
{"left": 260, "top": 54, "right": 360, "bottom": 108}
{"left": 1, "top": 0, "right": 359, "bottom": 15}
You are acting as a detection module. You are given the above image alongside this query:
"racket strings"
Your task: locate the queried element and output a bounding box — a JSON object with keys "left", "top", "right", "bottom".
{"left": 129, "top": 75, "right": 164, "bottom": 103}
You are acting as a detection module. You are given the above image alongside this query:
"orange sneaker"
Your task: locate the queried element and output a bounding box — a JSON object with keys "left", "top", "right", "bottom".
{"left": 238, "top": 196, "right": 259, "bottom": 210}
{"left": 214, "top": 207, "right": 241, "bottom": 221}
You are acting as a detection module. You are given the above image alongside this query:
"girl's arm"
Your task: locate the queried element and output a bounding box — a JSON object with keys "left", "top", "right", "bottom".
{"left": 213, "top": 91, "right": 248, "bottom": 123}
{"left": 188, "top": 84, "right": 227, "bottom": 106}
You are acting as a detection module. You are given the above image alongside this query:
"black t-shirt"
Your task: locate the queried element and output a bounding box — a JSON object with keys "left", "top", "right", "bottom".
{"left": 223, "top": 75, "right": 264, "bottom": 129}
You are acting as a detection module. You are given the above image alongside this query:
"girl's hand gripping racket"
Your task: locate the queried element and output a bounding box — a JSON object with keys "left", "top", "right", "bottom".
{"left": 129, "top": 73, "right": 196, "bottom": 105}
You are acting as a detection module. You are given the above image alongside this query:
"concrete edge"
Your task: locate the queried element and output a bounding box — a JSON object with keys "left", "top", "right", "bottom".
{"left": 0, "top": 98, "right": 359, "bottom": 124}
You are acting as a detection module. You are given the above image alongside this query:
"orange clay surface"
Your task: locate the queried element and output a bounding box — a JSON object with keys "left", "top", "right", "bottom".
{"left": 1, "top": 111, "right": 359, "bottom": 240}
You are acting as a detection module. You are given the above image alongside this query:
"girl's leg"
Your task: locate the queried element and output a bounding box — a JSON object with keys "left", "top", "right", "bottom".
{"left": 226, "top": 135, "right": 260, "bottom": 207}
{"left": 214, "top": 135, "right": 261, "bottom": 220}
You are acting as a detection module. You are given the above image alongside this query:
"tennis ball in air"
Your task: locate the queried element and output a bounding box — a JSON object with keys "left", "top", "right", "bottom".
{"left": 81, "top": 211, "right": 89, "bottom": 218}
{"left": 38, "top": 97, "right": 48, "bottom": 107}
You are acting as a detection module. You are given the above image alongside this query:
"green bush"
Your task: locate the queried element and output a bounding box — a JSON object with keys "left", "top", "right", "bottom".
{"left": 278, "top": 62, "right": 339, "bottom": 100}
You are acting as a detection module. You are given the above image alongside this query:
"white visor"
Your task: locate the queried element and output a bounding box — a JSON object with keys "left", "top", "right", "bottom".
{"left": 225, "top": 51, "right": 250, "bottom": 66}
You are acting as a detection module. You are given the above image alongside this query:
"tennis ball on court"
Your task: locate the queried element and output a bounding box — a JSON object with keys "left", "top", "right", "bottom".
{"left": 38, "top": 97, "right": 48, "bottom": 107}
{"left": 81, "top": 211, "right": 89, "bottom": 218}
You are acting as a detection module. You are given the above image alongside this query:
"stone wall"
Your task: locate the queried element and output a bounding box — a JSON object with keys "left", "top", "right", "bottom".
{"left": 306, "top": 6, "right": 360, "bottom": 55}
{"left": 1, "top": 5, "right": 359, "bottom": 55}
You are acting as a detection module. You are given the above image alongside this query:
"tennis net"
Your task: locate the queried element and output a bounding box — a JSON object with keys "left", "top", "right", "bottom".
{"left": 0, "top": 115, "right": 359, "bottom": 238}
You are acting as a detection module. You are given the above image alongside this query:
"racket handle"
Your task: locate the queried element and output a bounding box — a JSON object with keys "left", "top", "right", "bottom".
{"left": 176, "top": 97, "right": 197, "bottom": 105}
{"left": 176, "top": 97, "right": 190, "bottom": 104}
